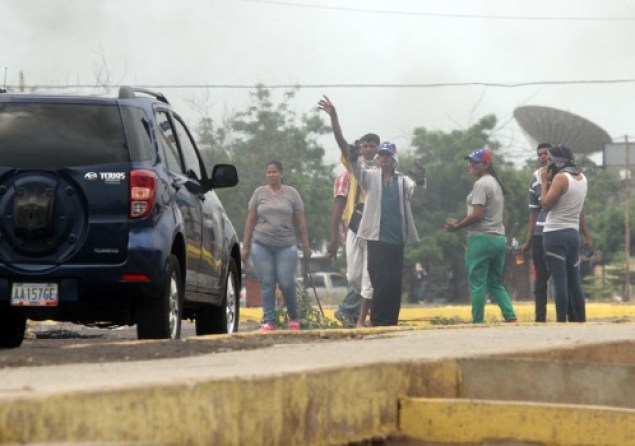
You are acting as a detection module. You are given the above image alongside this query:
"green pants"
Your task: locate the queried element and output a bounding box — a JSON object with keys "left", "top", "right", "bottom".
{"left": 465, "top": 234, "right": 516, "bottom": 323}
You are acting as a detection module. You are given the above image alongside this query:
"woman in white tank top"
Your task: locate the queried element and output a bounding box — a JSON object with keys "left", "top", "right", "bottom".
{"left": 540, "top": 145, "right": 587, "bottom": 322}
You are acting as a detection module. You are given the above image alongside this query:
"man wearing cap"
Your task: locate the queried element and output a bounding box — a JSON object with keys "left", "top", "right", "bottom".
{"left": 349, "top": 140, "right": 426, "bottom": 327}
{"left": 445, "top": 148, "right": 517, "bottom": 324}
{"left": 318, "top": 96, "right": 379, "bottom": 328}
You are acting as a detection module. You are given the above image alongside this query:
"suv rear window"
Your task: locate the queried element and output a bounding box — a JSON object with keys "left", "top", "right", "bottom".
{"left": 0, "top": 103, "right": 129, "bottom": 168}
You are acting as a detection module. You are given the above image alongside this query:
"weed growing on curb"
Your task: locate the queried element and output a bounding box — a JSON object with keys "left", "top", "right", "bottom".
{"left": 275, "top": 285, "right": 340, "bottom": 329}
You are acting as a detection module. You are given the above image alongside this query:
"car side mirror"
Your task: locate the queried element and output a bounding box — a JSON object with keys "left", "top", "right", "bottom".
{"left": 206, "top": 164, "right": 239, "bottom": 190}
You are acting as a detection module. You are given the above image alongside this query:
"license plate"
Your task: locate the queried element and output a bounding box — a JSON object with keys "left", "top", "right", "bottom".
{"left": 11, "top": 283, "right": 59, "bottom": 307}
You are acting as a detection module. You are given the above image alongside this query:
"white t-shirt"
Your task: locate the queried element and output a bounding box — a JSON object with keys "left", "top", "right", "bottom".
{"left": 544, "top": 172, "right": 587, "bottom": 232}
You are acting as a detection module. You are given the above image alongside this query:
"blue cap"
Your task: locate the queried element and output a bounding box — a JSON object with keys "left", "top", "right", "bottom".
{"left": 377, "top": 141, "right": 397, "bottom": 156}
{"left": 464, "top": 148, "right": 492, "bottom": 164}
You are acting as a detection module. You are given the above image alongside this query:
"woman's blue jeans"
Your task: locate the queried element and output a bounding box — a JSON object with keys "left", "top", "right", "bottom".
{"left": 250, "top": 241, "right": 298, "bottom": 324}
{"left": 543, "top": 229, "right": 586, "bottom": 322}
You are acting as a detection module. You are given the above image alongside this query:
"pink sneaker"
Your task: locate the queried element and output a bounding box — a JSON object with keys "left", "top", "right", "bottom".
{"left": 287, "top": 320, "right": 301, "bottom": 331}
{"left": 260, "top": 323, "right": 276, "bottom": 332}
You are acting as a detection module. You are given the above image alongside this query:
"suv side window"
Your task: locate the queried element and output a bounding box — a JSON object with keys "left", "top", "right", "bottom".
{"left": 173, "top": 117, "right": 202, "bottom": 180}
{"left": 155, "top": 111, "right": 183, "bottom": 173}
{"left": 121, "top": 105, "right": 154, "bottom": 161}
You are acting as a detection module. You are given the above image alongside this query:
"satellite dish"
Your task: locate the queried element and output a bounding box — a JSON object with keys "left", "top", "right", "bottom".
{"left": 514, "top": 106, "right": 611, "bottom": 155}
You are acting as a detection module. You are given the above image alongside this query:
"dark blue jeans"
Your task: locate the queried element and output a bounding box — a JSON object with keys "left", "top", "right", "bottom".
{"left": 337, "top": 286, "right": 361, "bottom": 319}
{"left": 532, "top": 236, "right": 550, "bottom": 322}
{"left": 250, "top": 241, "right": 298, "bottom": 324}
{"left": 543, "top": 229, "right": 586, "bottom": 322}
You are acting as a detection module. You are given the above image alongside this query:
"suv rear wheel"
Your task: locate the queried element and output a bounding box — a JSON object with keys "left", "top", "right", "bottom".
{"left": 195, "top": 259, "right": 239, "bottom": 335}
{"left": 0, "top": 308, "right": 27, "bottom": 349}
{"left": 136, "top": 254, "right": 183, "bottom": 340}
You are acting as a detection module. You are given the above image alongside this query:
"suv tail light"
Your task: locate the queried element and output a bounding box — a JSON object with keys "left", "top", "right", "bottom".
{"left": 130, "top": 170, "right": 157, "bottom": 218}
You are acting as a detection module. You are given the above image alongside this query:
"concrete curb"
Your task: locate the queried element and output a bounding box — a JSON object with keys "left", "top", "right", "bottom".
{"left": 400, "top": 397, "right": 635, "bottom": 445}
{"left": 2, "top": 324, "right": 635, "bottom": 444}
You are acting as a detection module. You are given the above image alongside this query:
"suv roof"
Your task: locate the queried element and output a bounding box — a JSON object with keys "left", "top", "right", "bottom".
{"left": 118, "top": 86, "right": 169, "bottom": 104}
{"left": 0, "top": 86, "right": 169, "bottom": 104}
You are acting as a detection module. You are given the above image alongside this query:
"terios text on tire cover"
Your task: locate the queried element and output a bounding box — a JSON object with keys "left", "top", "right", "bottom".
{"left": 0, "top": 86, "right": 241, "bottom": 348}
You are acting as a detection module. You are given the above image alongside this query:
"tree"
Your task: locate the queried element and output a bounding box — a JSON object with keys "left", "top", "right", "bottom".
{"left": 196, "top": 116, "right": 232, "bottom": 165}
{"left": 205, "top": 85, "right": 334, "bottom": 249}
{"left": 574, "top": 158, "right": 622, "bottom": 264}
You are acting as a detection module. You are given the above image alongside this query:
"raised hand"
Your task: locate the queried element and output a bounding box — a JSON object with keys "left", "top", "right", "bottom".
{"left": 317, "top": 95, "right": 336, "bottom": 117}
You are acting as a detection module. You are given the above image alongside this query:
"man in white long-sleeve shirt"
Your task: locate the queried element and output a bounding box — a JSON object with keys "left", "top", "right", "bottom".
{"left": 349, "top": 141, "right": 426, "bottom": 326}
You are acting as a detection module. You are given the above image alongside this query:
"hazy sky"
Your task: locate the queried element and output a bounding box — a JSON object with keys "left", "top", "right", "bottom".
{"left": 3, "top": 0, "right": 635, "bottom": 165}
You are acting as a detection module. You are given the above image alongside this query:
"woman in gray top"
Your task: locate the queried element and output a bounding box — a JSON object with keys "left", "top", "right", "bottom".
{"left": 540, "top": 145, "right": 588, "bottom": 322}
{"left": 241, "top": 161, "right": 311, "bottom": 331}
{"left": 445, "top": 148, "right": 517, "bottom": 324}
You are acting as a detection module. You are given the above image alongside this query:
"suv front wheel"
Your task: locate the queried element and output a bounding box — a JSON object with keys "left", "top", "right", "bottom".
{"left": 136, "top": 254, "right": 183, "bottom": 340}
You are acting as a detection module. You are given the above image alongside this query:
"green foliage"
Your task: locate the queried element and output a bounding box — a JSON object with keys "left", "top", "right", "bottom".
{"left": 582, "top": 271, "right": 619, "bottom": 300}
{"left": 275, "top": 285, "right": 340, "bottom": 329}
{"left": 582, "top": 252, "right": 632, "bottom": 301}
{"left": 577, "top": 160, "right": 627, "bottom": 264}
{"left": 198, "top": 85, "right": 334, "bottom": 248}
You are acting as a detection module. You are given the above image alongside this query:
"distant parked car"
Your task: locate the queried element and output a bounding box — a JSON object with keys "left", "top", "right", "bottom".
{"left": 300, "top": 271, "right": 348, "bottom": 303}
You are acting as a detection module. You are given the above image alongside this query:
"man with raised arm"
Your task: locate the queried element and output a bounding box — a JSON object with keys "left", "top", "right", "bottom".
{"left": 318, "top": 95, "right": 378, "bottom": 327}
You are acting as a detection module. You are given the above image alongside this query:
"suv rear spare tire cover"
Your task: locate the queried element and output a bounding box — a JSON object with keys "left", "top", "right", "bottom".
{"left": 0, "top": 170, "right": 89, "bottom": 266}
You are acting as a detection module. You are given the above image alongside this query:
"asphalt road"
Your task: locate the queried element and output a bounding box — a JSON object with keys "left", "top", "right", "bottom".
{"left": 0, "top": 319, "right": 368, "bottom": 368}
{"left": 4, "top": 301, "right": 634, "bottom": 369}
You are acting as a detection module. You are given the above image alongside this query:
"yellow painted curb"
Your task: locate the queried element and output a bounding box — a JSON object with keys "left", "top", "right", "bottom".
{"left": 400, "top": 397, "right": 635, "bottom": 445}
{"left": 0, "top": 361, "right": 463, "bottom": 445}
{"left": 241, "top": 302, "right": 635, "bottom": 325}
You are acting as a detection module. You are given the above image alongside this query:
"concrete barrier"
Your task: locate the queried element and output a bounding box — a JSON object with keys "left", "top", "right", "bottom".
{"left": 2, "top": 325, "right": 635, "bottom": 444}
{"left": 400, "top": 338, "right": 635, "bottom": 445}
{"left": 400, "top": 398, "right": 635, "bottom": 445}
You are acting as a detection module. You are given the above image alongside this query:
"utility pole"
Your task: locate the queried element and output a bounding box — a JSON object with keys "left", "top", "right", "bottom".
{"left": 625, "top": 135, "right": 631, "bottom": 301}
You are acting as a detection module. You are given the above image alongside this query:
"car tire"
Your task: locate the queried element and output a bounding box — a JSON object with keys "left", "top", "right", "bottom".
{"left": 195, "top": 258, "right": 239, "bottom": 335}
{"left": 137, "top": 254, "right": 183, "bottom": 340}
{"left": 0, "top": 308, "right": 27, "bottom": 349}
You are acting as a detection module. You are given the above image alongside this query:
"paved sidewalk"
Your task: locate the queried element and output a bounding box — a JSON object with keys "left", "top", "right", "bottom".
{"left": 2, "top": 323, "right": 635, "bottom": 397}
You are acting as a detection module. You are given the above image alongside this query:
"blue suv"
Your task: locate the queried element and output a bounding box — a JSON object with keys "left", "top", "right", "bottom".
{"left": 0, "top": 86, "right": 241, "bottom": 348}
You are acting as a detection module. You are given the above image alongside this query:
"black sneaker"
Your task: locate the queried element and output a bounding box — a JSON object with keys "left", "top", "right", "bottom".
{"left": 334, "top": 309, "right": 356, "bottom": 328}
